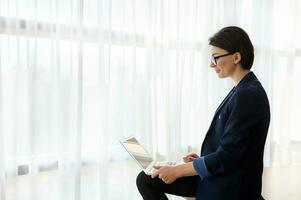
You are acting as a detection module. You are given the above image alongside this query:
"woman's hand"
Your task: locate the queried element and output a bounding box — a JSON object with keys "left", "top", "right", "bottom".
{"left": 151, "top": 165, "right": 179, "bottom": 184}
{"left": 182, "top": 152, "right": 199, "bottom": 163}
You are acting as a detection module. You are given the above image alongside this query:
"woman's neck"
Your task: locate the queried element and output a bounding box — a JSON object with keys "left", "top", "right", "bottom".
{"left": 231, "top": 69, "right": 251, "bottom": 86}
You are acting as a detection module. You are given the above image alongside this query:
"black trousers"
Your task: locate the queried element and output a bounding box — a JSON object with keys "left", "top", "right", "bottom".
{"left": 136, "top": 171, "right": 199, "bottom": 200}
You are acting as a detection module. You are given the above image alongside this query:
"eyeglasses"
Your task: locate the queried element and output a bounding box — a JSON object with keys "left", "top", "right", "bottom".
{"left": 210, "top": 52, "right": 234, "bottom": 65}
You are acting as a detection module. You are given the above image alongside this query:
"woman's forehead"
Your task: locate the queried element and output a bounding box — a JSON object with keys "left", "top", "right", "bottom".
{"left": 210, "top": 46, "right": 227, "bottom": 54}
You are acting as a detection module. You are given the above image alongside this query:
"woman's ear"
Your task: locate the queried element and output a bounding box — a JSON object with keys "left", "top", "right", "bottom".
{"left": 233, "top": 52, "right": 241, "bottom": 64}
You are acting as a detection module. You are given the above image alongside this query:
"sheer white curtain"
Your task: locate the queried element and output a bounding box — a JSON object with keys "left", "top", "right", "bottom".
{"left": 1, "top": 0, "right": 301, "bottom": 200}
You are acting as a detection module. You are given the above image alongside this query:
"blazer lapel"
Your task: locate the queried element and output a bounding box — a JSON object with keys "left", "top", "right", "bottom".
{"left": 201, "top": 87, "right": 236, "bottom": 154}
{"left": 214, "top": 87, "right": 236, "bottom": 115}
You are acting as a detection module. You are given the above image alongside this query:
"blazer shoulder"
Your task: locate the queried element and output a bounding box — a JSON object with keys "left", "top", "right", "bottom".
{"left": 231, "top": 81, "right": 270, "bottom": 114}
{"left": 236, "top": 79, "right": 267, "bottom": 97}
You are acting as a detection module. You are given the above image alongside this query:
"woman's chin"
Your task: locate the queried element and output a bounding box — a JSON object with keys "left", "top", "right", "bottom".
{"left": 217, "top": 73, "right": 227, "bottom": 78}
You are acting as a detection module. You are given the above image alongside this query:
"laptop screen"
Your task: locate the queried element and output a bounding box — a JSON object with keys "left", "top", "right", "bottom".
{"left": 120, "top": 137, "right": 153, "bottom": 169}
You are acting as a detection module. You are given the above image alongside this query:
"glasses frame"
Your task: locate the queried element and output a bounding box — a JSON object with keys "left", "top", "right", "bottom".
{"left": 210, "top": 52, "right": 234, "bottom": 65}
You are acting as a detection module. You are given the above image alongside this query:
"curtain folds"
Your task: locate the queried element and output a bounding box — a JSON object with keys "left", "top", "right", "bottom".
{"left": 1, "top": 0, "right": 301, "bottom": 199}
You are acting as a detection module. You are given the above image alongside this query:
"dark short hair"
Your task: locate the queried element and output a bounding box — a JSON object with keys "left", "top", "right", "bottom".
{"left": 209, "top": 26, "right": 254, "bottom": 69}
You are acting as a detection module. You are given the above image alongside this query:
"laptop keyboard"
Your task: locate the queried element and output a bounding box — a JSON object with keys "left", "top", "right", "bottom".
{"left": 155, "top": 161, "right": 177, "bottom": 166}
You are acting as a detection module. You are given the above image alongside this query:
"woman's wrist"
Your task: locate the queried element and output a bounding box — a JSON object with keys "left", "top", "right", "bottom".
{"left": 173, "top": 162, "right": 197, "bottom": 178}
{"left": 173, "top": 165, "right": 183, "bottom": 178}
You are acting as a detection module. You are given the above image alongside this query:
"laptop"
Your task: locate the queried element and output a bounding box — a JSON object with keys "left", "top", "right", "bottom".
{"left": 119, "top": 136, "right": 177, "bottom": 175}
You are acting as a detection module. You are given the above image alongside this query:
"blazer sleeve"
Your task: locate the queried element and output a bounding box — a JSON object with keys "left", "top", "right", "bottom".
{"left": 202, "top": 89, "right": 264, "bottom": 177}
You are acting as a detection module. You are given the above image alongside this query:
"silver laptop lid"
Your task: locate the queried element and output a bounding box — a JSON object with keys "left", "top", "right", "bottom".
{"left": 120, "top": 136, "right": 153, "bottom": 169}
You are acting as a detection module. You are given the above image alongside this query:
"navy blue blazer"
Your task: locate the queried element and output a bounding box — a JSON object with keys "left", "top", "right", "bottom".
{"left": 193, "top": 72, "right": 270, "bottom": 200}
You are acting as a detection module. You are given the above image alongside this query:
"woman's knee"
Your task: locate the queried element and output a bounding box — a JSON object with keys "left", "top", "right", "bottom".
{"left": 136, "top": 171, "right": 148, "bottom": 190}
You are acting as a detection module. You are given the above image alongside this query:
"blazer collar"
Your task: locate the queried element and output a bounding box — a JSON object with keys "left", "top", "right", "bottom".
{"left": 234, "top": 71, "right": 257, "bottom": 90}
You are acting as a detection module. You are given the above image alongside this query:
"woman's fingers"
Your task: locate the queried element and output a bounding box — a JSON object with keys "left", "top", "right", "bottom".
{"left": 183, "top": 153, "right": 199, "bottom": 163}
{"left": 189, "top": 152, "right": 199, "bottom": 158}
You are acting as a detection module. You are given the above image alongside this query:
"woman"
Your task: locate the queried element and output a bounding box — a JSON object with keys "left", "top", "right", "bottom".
{"left": 136, "top": 26, "right": 270, "bottom": 200}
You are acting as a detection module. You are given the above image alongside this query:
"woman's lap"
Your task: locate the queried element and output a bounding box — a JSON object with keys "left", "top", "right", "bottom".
{"left": 136, "top": 171, "right": 199, "bottom": 199}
